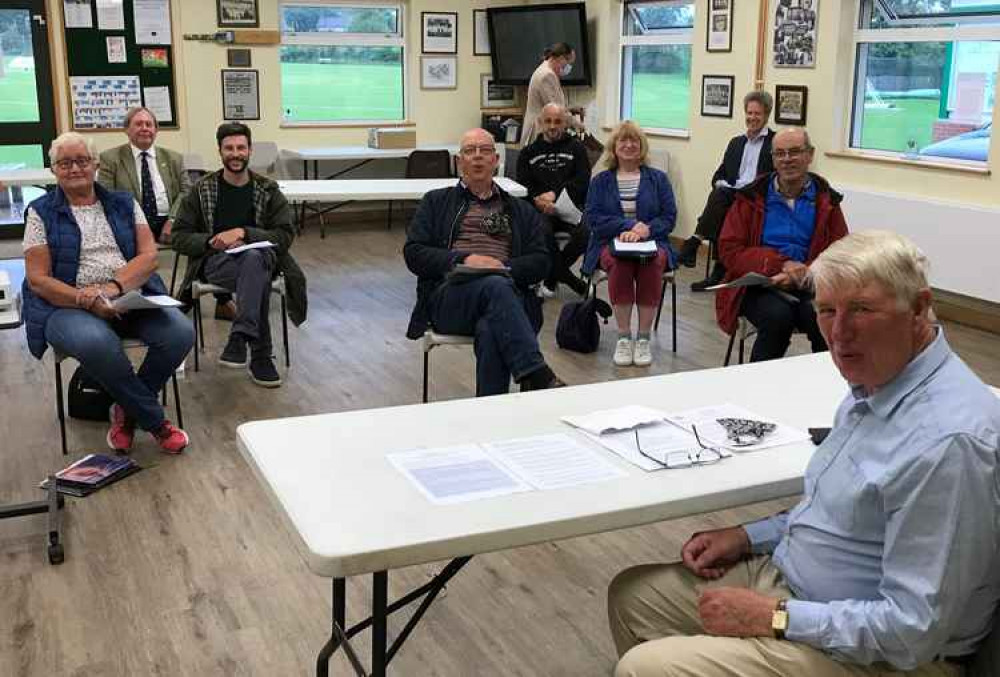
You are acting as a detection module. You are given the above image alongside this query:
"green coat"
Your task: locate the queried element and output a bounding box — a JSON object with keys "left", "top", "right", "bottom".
{"left": 97, "top": 144, "right": 190, "bottom": 220}
{"left": 171, "top": 170, "right": 307, "bottom": 326}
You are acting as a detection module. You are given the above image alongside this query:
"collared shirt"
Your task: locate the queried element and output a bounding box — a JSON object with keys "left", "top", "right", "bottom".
{"left": 744, "top": 330, "right": 1000, "bottom": 669}
{"left": 761, "top": 176, "right": 816, "bottom": 262}
{"left": 735, "top": 127, "right": 770, "bottom": 188}
{"left": 130, "top": 144, "right": 170, "bottom": 216}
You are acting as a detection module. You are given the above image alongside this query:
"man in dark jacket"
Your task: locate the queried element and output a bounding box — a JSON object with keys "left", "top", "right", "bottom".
{"left": 679, "top": 91, "right": 776, "bottom": 291}
{"left": 404, "top": 128, "right": 564, "bottom": 397}
{"left": 172, "top": 122, "right": 307, "bottom": 388}
{"left": 516, "top": 103, "right": 592, "bottom": 297}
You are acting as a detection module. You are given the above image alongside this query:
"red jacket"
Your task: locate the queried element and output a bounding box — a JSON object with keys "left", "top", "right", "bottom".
{"left": 715, "top": 173, "right": 848, "bottom": 335}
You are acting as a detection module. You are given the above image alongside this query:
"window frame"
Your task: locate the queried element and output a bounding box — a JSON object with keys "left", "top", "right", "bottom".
{"left": 279, "top": 0, "right": 408, "bottom": 127}
{"left": 617, "top": 0, "right": 696, "bottom": 136}
{"left": 848, "top": 0, "right": 1000, "bottom": 164}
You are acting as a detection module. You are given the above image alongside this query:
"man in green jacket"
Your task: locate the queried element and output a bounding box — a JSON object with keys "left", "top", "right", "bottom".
{"left": 172, "top": 122, "right": 307, "bottom": 388}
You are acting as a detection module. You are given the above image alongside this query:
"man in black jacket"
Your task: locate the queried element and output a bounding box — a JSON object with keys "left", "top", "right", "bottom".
{"left": 678, "top": 91, "right": 775, "bottom": 291}
{"left": 516, "top": 103, "right": 592, "bottom": 297}
{"left": 404, "top": 128, "right": 565, "bottom": 397}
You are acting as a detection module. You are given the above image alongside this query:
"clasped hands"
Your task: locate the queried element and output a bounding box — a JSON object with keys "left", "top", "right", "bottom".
{"left": 618, "top": 221, "right": 651, "bottom": 243}
{"left": 681, "top": 526, "right": 781, "bottom": 638}
{"left": 770, "top": 260, "right": 809, "bottom": 290}
{"left": 75, "top": 281, "right": 122, "bottom": 320}
{"left": 210, "top": 227, "right": 246, "bottom": 251}
{"left": 533, "top": 191, "right": 558, "bottom": 216}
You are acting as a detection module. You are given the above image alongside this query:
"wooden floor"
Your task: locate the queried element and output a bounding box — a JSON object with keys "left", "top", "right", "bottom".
{"left": 2, "top": 221, "right": 998, "bottom": 677}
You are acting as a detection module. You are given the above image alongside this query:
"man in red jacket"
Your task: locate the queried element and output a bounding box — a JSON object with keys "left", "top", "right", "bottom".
{"left": 715, "top": 128, "right": 848, "bottom": 361}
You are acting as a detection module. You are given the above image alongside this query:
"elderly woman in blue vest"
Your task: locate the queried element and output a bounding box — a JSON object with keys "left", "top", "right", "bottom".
{"left": 583, "top": 120, "right": 676, "bottom": 368}
{"left": 22, "top": 132, "right": 193, "bottom": 454}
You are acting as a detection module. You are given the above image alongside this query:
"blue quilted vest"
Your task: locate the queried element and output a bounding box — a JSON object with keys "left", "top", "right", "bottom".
{"left": 22, "top": 184, "right": 167, "bottom": 359}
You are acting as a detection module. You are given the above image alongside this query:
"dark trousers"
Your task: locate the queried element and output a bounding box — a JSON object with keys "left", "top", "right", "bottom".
{"left": 694, "top": 187, "right": 737, "bottom": 259}
{"left": 203, "top": 248, "right": 277, "bottom": 355}
{"left": 428, "top": 275, "right": 545, "bottom": 397}
{"left": 540, "top": 216, "right": 589, "bottom": 288}
{"left": 741, "top": 287, "right": 827, "bottom": 362}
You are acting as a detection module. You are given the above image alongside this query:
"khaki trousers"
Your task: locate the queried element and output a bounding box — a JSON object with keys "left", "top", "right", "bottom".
{"left": 607, "top": 555, "right": 960, "bottom": 677}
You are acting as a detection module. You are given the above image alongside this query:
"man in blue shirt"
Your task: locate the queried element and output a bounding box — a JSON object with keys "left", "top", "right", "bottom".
{"left": 608, "top": 230, "right": 1000, "bottom": 676}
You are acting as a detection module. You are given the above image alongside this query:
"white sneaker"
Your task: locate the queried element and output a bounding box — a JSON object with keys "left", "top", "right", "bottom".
{"left": 613, "top": 337, "right": 633, "bottom": 366}
{"left": 633, "top": 338, "right": 653, "bottom": 367}
{"left": 537, "top": 284, "right": 557, "bottom": 299}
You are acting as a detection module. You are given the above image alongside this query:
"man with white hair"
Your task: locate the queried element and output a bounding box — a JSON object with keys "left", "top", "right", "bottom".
{"left": 607, "top": 230, "right": 1000, "bottom": 676}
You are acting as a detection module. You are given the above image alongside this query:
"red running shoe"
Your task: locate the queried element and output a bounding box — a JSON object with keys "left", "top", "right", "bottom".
{"left": 106, "top": 404, "right": 135, "bottom": 452}
{"left": 152, "top": 421, "right": 190, "bottom": 454}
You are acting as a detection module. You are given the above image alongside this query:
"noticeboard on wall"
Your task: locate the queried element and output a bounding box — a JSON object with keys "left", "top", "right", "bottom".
{"left": 61, "top": 0, "right": 178, "bottom": 130}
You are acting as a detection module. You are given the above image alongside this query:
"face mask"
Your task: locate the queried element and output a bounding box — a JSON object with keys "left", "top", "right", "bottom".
{"left": 560, "top": 63, "right": 573, "bottom": 77}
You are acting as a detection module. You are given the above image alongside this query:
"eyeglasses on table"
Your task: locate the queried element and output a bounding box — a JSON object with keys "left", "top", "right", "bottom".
{"left": 634, "top": 424, "right": 727, "bottom": 470}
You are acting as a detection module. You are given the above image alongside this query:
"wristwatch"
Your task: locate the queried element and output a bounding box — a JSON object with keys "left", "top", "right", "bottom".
{"left": 772, "top": 598, "right": 789, "bottom": 639}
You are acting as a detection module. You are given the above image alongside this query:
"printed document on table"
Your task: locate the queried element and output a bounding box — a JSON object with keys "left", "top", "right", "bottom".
{"left": 553, "top": 189, "right": 583, "bottom": 225}
{"left": 664, "top": 403, "right": 810, "bottom": 452}
{"left": 387, "top": 444, "right": 532, "bottom": 505}
{"left": 483, "top": 433, "right": 627, "bottom": 490}
{"left": 110, "top": 291, "right": 182, "bottom": 312}
{"left": 562, "top": 405, "right": 667, "bottom": 435}
{"left": 581, "top": 422, "right": 722, "bottom": 472}
{"left": 225, "top": 241, "right": 276, "bottom": 254}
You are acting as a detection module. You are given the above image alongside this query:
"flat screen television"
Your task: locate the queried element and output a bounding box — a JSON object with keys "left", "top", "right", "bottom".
{"left": 487, "top": 3, "right": 591, "bottom": 87}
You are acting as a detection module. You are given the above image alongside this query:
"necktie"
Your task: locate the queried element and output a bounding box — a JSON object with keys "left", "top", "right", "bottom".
{"left": 139, "top": 151, "right": 158, "bottom": 225}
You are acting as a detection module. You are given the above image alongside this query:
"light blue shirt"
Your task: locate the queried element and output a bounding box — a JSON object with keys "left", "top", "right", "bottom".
{"left": 744, "top": 330, "right": 1000, "bottom": 669}
{"left": 735, "top": 128, "right": 770, "bottom": 188}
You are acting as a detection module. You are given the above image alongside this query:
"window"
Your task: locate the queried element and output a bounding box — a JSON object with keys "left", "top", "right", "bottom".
{"left": 280, "top": 2, "right": 405, "bottom": 124}
{"left": 850, "top": 0, "right": 1000, "bottom": 162}
{"left": 619, "top": 0, "right": 696, "bottom": 132}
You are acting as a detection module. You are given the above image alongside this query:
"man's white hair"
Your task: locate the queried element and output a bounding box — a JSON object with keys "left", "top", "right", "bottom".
{"left": 809, "top": 230, "right": 930, "bottom": 309}
{"left": 49, "top": 132, "right": 98, "bottom": 164}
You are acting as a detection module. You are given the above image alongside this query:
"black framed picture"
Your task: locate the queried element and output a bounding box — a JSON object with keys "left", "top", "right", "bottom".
{"left": 217, "top": 0, "right": 259, "bottom": 28}
{"left": 422, "top": 12, "right": 458, "bottom": 54}
{"left": 221, "top": 69, "right": 260, "bottom": 120}
{"left": 227, "top": 48, "right": 252, "bottom": 68}
{"left": 706, "top": 0, "right": 733, "bottom": 53}
{"left": 701, "top": 75, "right": 735, "bottom": 118}
{"left": 775, "top": 85, "right": 809, "bottom": 125}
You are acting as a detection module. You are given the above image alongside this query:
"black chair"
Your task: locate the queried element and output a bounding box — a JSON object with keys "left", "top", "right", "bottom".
{"left": 387, "top": 149, "right": 452, "bottom": 229}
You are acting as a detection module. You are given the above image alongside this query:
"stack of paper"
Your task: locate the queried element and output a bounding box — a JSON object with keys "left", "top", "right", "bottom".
{"left": 111, "top": 291, "right": 182, "bottom": 312}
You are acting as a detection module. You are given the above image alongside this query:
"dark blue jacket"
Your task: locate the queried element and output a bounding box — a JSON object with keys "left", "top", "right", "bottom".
{"left": 22, "top": 184, "right": 166, "bottom": 359}
{"left": 402, "top": 181, "right": 549, "bottom": 339}
{"left": 582, "top": 165, "right": 677, "bottom": 275}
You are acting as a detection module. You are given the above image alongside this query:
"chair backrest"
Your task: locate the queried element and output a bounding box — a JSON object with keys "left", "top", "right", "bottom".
{"left": 249, "top": 141, "right": 280, "bottom": 177}
{"left": 503, "top": 146, "right": 520, "bottom": 180}
{"left": 968, "top": 608, "right": 1000, "bottom": 677}
{"left": 405, "top": 149, "right": 452, "bottom": 179}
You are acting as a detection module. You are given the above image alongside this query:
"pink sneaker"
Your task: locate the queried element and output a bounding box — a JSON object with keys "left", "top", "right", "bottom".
{"left": 107, "top": 404, "right": 135, "bottom": 452}
{"left": 152, "top": 421, "right": 189, "bottom": 454}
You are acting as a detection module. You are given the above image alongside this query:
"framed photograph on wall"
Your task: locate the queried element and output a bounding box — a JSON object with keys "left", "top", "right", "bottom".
{"left": 480, "top": 74, "right": 516, "bottom": 108}
{"left": 775, "top": 85, "right": 809, "bottom": 124}
{"left": 422, "top": 12, "right": 458, "bottom": 54}
{"left": 221, "top": 69, "right": 260, "bottom": 120}
{"left": 773, "top": 0, "right": 818, "bottom": 67}
{"left": 217, "top": 0, "right": 259, "bottom": 28}
{"left": 473, "top": 9, "right": 491, "bottom": 56}
{"left": 701, "top": 75, "right": 735, "bottom": 118}
{"left": 421, "top": 56, "right": 457, "bottom": 90}
{"left": 227, "top": 48, "right": 252, "bottom": 68}
{"left": 706, "top": 0, "right": 733, "bottom": 52}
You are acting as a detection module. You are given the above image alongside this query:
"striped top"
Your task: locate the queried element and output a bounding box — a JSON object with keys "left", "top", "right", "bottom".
{"left": 452, "top": 193, "right": 512, "bottom": 261}
{"left": 617, "top": 173, "right": 640, "bottom": 218}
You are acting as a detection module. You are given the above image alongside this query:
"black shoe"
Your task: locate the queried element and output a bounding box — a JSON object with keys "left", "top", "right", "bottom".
{"left": 519, "top": 365, "right": 567, "bottom": 392}
{"left": 218, "top": 333, "right": 248, "bottom": 367}
{"left": 566, "top": 275, "right": 590, "bottom": 298}
{"left": 677, "top": 236, "right": 701, "bottom": 268}
{"left": 249, "top": 355, "right": 282, "bottom": 388}
{"left": 691, "top": 262, "right": 726, "bottom": 292}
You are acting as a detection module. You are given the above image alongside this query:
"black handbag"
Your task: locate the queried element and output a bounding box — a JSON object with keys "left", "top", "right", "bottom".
{"left": 556, "top": 295, "right": 612, "bottom": 353}
{"left": 68, "top": 366, "right": 114, "bottom": 421}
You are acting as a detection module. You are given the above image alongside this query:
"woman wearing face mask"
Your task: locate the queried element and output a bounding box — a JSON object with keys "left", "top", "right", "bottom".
{"left": 520, "top": 42, "right": 585, "bottom": 146}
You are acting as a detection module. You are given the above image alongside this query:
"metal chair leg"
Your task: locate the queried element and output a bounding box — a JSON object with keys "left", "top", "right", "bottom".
{"left": 671, "top": 278, "right": 677, "bottom": 353}
{"left": 422, "top": 350, "right": 430, "bottom": 404}
{"left": 280, "top": 293, "right": 290, "bottom": 368}
{"left": 192, "top": 297, "right": 201, "bottom": 372}
{"left": 724, "top": 332, "right": 737, "bottom": 366}
{"left": 738, "top": 336, "right": 746, "bottom": 364}
{"left": 171, "top": 372, "right": 183, "bottom": 429}
{"left": 54, "top": 359, "right": 67, "bottom": 456}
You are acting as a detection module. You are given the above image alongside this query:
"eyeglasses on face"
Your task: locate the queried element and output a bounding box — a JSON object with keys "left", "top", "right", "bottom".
{"left": 54, "top": 157, "right": 94, "bottom": 170}
{"left": 634, "top": 424, "right": 726, "bottom": 470}
{"left": 460, "top": 144, "right": 496, "bottom": 158}
{"left": 771, "top": 147, "right": 810, "bottom": 160}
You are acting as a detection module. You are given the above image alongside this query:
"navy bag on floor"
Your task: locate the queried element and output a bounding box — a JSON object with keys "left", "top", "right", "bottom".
{"left": 556, "top": 296, "right": 612, "bottom": 353}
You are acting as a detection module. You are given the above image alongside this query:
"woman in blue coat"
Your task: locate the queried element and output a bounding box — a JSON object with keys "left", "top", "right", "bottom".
{"left": 583, "top": 121, "right": 676, "bottom": 367}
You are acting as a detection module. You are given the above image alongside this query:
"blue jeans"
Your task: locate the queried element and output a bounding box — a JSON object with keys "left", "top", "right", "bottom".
{"left": 46, "top": 307, "right": 195, "bottom": 431}
{"left": 429, "top": 275, "right": 545, "bottom": 397}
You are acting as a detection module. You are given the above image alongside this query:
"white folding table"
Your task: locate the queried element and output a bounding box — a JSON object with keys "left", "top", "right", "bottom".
{"left": 237, "top": 352, "right": 848, "bottom": 676}
{"left": 282, "top": 145, "right": 460, "bottom": 181}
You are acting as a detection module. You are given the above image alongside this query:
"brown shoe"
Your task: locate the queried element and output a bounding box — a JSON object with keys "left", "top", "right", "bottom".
{"left": 214, "top": 300, "right": 238, "bottom": 321}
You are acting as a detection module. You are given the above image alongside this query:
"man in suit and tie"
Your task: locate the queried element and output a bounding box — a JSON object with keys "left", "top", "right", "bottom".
{"left": 99, "top": 106, "right": 235, "bottom": 320}
{"left": 676, "top": 91, "right": 776, "bottom": 291}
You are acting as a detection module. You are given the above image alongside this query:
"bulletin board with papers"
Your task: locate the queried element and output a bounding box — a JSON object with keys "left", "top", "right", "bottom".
{"left": 61, "top": 0, "right": 178, "bottom": 130}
